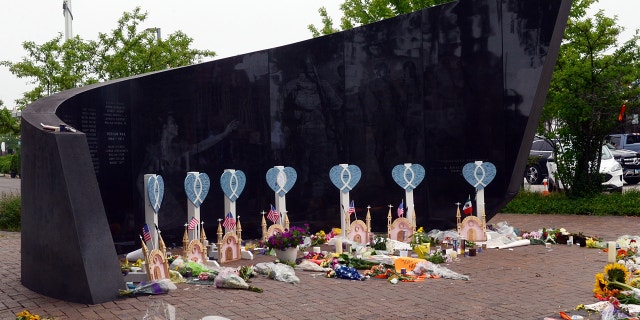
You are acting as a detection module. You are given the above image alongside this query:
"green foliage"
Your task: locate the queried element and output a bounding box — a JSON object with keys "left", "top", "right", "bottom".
{"left": 501, "top": 190, "right": 640, "bottom": 216}
{"left": 0, "top": 193, "right": 21, "bottom": 231}
{"left": 0, "top": 34, "right": 99, "bottom": 107}
{"left": 540, "top": 0, "right": 640, "bottom": 198}
{"left": 0, "top": 109, "right": 20, "bottom": 135}
{"left": 1, "top": 7, "right": 216, "bottom": 108}
{"left": 309, "top": 0, "right": 453, "bottom": 37}
{"left": 425, "top": 251, "right": 446, "bottom": 264}
{"left": 9, "top": 152, "right": 19, "bottom": 175}
{"left": 0, "top": 155, "right": 12, "bottom": 174}
{"left": 94, "top": 7, "right": 216, "bottom": 81}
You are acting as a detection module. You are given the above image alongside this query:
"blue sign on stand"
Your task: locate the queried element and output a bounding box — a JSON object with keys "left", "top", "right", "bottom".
{"left": 184, "top": 172, "right": 210, "bottom": 208}
{"left": 266, "top": 166, "right": 297, "bottom": 197}
{"left": 220, "top": 170, "right": 246, "bottom": 202}
{"left": 329, "top": 165, "right": 361, "bottom": 193}
{"left": 147, "top": 175, "right": 164, "bottom": 213}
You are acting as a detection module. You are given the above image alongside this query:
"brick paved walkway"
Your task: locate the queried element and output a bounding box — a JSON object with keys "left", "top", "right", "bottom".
{"left": 2, "top": 213, "right": 639, "bottom": 319}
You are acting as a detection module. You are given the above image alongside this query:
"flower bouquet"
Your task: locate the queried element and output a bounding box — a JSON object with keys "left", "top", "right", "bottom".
{"left": 593, "top": 263, "right": 640, "bottom": 301}
{"left": 16, "top": 310, "right": 54, "bottom": 320}
{"left": 266, "top": 226, "right": 306, "bottom": 251}
{"left": 310, "top": 230, "right": 327, "bottom": 246}
{"left": 267, "top": 226, "right": 307, "bottom": 262}
{"left": 409, "top": 227, "right": 431, "bottom": 258}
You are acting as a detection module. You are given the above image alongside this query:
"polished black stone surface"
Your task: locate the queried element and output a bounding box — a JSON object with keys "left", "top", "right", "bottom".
{"left": 51, "top": 0, "right": 570, "bottom": 243}
{"left": 21, "top": 0, "right": 571, "bottom": 303}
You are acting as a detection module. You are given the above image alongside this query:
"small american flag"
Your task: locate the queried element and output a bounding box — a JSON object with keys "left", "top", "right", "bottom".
{"left": 397, "top": 200, "right": 404, "bottom": 218}
{"left": 267, "top": 204, "right": 279, "bottom": 224}
{"left": 142, "top": 224, "right": 151, "bottom": 242}
{"left": 188, "top": 216, "right": 199, "bottom": 230}
{"left": 348, "top": 200, "right": 355, "bottom": 215}
{"left": 222, "top": 212, "right": 236, "bottom": 230}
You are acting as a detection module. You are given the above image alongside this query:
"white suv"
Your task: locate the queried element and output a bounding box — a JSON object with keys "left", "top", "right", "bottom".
{"left": 546, "top": 144, "right": 623, "bottom": 192}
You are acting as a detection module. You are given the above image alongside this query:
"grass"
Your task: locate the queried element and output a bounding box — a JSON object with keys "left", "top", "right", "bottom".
{"left": 0, "top": 192, "right": 21, "bottom": 231}
{"left": 501, "top": 189, "right": 640, "bottom": 216}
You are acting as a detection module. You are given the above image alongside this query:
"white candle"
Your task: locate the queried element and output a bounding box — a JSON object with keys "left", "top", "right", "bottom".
{"left": 608, "top": 241, "right": 617, "bottom": 263}
{"left": 335, "top": 238, "right": 343, "bottom": 254}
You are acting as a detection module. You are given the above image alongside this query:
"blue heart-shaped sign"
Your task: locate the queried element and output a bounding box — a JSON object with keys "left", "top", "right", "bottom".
{"left": 462, "top": 162, "right": 496, "bottom": 190}
{"left": 147, "top": 175, "right": 164, "bottom": 213}
{"left": 265, "top": 166, "right": 297, "bottom": 197}
{"left": 184, "top": 172, "right": 210, "bottom": 208}
{"left": 329, "top": 164, "right": 361, "bottom": 193}
{"left": 391, "top": 163, "right": 425, "bottom": 192}
{"left": 220, "top": 170, "right": 246, "bottom": 202}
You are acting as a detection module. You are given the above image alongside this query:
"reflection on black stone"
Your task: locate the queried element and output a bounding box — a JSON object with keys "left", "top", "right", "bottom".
{"left": 52, "top": 0, "right": 569, "bottom": 249}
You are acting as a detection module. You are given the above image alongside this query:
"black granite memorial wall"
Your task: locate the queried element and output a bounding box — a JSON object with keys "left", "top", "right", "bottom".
{"left": 21, "top": 0, "right": 571, "bottom": 303}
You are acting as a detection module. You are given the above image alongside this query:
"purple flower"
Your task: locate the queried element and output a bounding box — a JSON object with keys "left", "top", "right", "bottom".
{"left": 266, "top": 225, "right": 307, "bottom": 250}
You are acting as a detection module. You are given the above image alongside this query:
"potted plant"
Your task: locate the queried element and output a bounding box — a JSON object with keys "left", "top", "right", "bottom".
{"left": 266, "top": 226, "right": 307, "bottom": 263}
{"left": 466, "top": 240, "right": 477, "bottom": 256}
{"left": 9, "top": 153, "right": 19, "bottom": 178}
{"left": 409, "top": 227, "right": 431, "bottom": 259}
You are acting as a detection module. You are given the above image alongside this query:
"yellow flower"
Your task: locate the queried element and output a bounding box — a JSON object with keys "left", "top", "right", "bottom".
{"left": 332, "top": 228, "right": 341, "bottom": 236}
{"left": 15, "top": 310, "right": 43, "bottom": 320}
{"left": 605, "top": 262, "right": 630, "bottom": 284}
{"left": 586, "top": 237, "right": 600, "bottom": 248}
{"left": 593, "top": 273, "right": 608, "bottom": 296}
{"left": 17, "top": 310, "right": 31, "bottom": 317}
{"left": 417, "top": 227, "right": 424, "bottom": 233}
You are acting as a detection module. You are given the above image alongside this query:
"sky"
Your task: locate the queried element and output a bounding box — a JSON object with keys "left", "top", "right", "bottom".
{"left": 0, "top": 0, "right": 638, "bottom": 110}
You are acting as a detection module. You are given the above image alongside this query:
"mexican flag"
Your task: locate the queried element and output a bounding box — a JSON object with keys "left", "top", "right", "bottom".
{"left": 463, "top": 196, "right": 473, "bottom": 215}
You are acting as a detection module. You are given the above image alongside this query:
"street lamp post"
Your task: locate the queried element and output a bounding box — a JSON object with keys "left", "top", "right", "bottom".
{"left": 145, "top": 27, "right": 161, "bottom": 41}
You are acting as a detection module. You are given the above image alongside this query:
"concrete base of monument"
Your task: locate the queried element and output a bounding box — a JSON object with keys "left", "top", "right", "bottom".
{"left": 241, "top": 250, "right": 253, "bottom": 260}
{"left": 208, "top": 248, "right": 254, "bottom": 261}
{"left": 123, "top": 271, "right": 148, "bottom": 283}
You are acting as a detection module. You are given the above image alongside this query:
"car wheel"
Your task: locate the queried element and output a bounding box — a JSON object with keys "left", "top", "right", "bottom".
{"left": 525, "top": 165, "right": 542, "bottom": 184}
{"left": 624, "top": 177, "right": 640, "bottom": 185}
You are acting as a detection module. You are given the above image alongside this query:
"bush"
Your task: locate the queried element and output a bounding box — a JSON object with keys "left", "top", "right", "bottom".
{"left": 501, "top": 189, "right": 640, "bottom": 216}
{"left": 0, "top": 192, "right": 21, "bottom": 231}
{"left": 0, "top": 155, "right": 11, "bottom": 174}
{"left": 9, "top": 152, "right": 19, "bottom": 176}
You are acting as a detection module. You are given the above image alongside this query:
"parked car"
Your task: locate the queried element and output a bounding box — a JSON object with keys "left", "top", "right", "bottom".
{"left": 607, "top": 133, "right": 640, "bottom": 152}
{"left": 546, "top": 144, "right": 623, "bottom": 192}
{"left": 525, "top": 137, "right": 554, "bottom": 184}
{"left": 607, "top": 143, "right": 640, "bottom": 184}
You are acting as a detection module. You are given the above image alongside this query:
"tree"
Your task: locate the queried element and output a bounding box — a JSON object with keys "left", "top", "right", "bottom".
{"left": 308, "top": 0, "right": 452, "bottom": 37}
{"left": 94, "top": 7, "right": 215, "bottom": 81}
{"left": 0, "top": 35, "right": 98, "bottom": 108}
{"left": 0, "top": 109, "right": 20, "bottom": 136}
{"left": 1, "top": 7, "right": 216, "bottom": 108}
{"left": 541, "top": 0, "right": 640, "bottom": 198}
{"left": 0, "top": 100, "right": 20, "bottom": 136}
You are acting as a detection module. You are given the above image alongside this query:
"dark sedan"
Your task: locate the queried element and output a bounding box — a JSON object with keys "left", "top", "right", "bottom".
{"left": 525, "top": 137, "right": 554, "bottom": 184}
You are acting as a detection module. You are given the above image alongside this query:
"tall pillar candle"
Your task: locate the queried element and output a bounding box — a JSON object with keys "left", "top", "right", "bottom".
{"left": 335, "top": 238, "right": 343, "bottom": 254}
{"left": 608, "top": 241, "right": 617, "bottom": 263}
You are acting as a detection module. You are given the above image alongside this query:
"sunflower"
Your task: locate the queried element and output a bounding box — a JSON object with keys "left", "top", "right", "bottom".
{"left": 604, "top": 263, "right": 630, "bottom": 285}
{"left": 630, "top": 277, "right": 640, "bottom": 288}
{"left": 593, "top": 273, "right": 608, "bottom": 296}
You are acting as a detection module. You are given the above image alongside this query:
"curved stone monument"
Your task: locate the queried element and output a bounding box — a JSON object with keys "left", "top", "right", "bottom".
{"left": 20, "top": 0, "right": 571, "bottom": 303}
